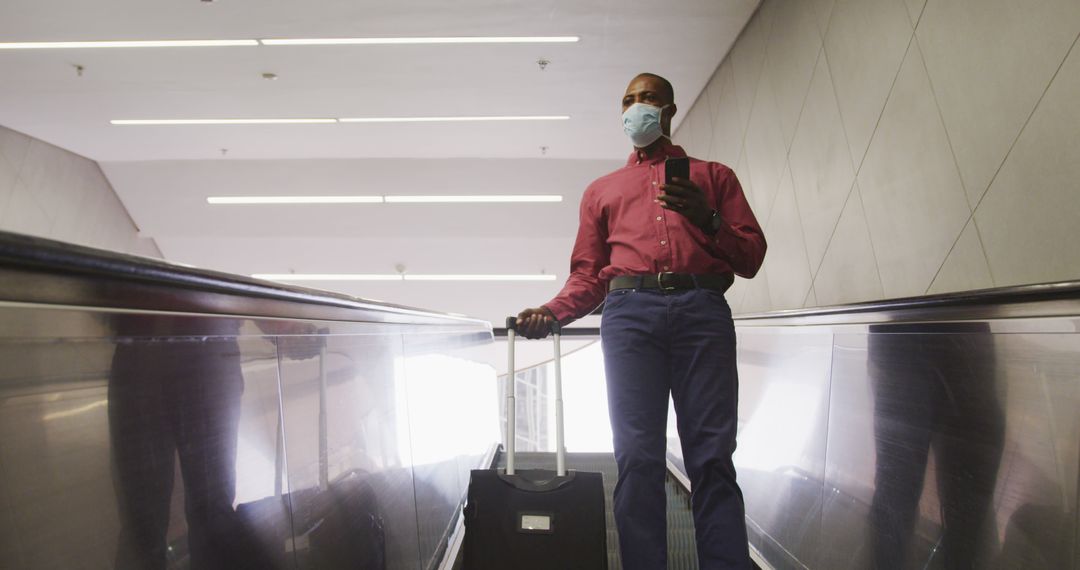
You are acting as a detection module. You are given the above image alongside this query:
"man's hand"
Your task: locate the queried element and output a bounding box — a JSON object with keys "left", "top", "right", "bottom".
{"left": 515, "top": 307, "right": 556, "bottom": 339}
{"left": 659, "top": 177, "right": 712, "bottom": 232}
{"left": 256, "top": 321, "right": 324, "bottom": 360}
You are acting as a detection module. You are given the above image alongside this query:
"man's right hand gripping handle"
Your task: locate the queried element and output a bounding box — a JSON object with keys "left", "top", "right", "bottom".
{"left": 513, "top": 307, "right": 557, "bottom": 339}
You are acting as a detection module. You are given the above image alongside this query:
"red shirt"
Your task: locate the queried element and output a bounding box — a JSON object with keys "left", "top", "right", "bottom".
{"left": 543, "top": 141, "right": 766, "bottom": 323}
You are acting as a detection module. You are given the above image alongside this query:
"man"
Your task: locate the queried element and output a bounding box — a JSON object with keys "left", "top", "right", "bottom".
{"left": 515, "top": 73, "right": 766, "bottom": 569}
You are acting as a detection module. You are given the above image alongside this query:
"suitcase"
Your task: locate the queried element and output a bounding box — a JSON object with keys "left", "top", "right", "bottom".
{"left": 463, "top": 318, "right": 608, "bottom": 570}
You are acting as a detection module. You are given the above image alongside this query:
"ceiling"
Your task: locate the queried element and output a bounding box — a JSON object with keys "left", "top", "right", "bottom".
{"left": 0, "top": 0, "right": 759, "bottom": 325}
{"left": 102, "top": 157, "right": 618, "bottom": 324}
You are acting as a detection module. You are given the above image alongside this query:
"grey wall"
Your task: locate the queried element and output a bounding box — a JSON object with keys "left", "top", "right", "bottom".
{"left": 674, "top": 0, "right": 1080, "bottom": 313}
{"left": 0, "top": 125, "right": 160, "bottom": 257}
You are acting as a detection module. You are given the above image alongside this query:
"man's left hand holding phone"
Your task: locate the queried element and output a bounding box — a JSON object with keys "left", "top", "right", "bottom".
{"left": 659, "top": 157, "right": 713, "bottom": 233}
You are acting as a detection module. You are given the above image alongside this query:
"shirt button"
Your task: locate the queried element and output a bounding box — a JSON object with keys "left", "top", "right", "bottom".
{"left": 660, "top": 240, "right": 667, "bottom": 245}
{"left": 663, "top": 265, "right": 670, "bottom": 271}
{"left": 656, "top": 216, "right": 662, "bottom": 221}
{"left": 652, "top": 181, "right": 658, "bottom": 186}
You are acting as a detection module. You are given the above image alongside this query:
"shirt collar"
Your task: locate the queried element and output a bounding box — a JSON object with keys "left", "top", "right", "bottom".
{"left": 626, "top": 138, "right": 687, "bottom": 166}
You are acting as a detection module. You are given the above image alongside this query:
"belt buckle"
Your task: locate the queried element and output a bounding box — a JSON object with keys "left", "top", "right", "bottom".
{"left": 657, "top": 271, "right": 677, "bottom": 291}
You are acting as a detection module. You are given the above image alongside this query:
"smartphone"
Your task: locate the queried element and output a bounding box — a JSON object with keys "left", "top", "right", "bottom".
{"left": 665, "top": 157, "right": 690, "bottom": 184}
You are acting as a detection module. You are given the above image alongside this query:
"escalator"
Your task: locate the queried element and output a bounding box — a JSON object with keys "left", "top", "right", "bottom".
{"left": 2, "top": 230, "right": 1079, "bottom": 569}
{"left": 0, "top": 231, "right": 498, "bottom": 570}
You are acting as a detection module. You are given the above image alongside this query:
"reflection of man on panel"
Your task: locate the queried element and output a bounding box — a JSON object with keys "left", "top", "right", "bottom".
{"left": 868, "top": 323, "right": 1004, "bottom": 569}
{"left": 109, "top": 317, "right": 314, "bottom": 569}
{"left": 516, "top": 74, "right": 766, "bottom": 569}
{"left": 109, "top": 316, "right": 250, "bottom": 570}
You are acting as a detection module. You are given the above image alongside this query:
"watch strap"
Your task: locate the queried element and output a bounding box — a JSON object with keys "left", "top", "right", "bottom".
{"left": 708, "top": 209, "right": 723, "bottom": 234}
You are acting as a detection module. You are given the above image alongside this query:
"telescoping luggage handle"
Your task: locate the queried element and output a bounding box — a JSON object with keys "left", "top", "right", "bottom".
{"left": 504, "top": 316, "right": 566, "bottom": 478}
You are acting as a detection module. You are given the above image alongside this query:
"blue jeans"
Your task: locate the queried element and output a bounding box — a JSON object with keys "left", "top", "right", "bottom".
{"left": 600, "top": 287, "right": 750, "bottom": 570}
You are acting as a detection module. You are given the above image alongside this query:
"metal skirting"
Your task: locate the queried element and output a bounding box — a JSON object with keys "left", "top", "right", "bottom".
{"left": 0, "top": 231, "right": 501, "bottom": 570}
{"left": 719, "top": 302, "right": 1080, "bottom": 569}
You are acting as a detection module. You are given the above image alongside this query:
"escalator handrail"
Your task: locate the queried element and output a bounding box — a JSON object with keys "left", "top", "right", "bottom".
{"left": 0, "top": 230, "right": 488, "bottom": 326}
{"left": 736, "top": 280, "right": 1080, "bottom": 325}
{"left": 487, "top": 280, "right": 1080, "bottom": 334}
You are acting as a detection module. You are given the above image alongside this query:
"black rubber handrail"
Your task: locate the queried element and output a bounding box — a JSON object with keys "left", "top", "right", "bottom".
{"left": 7, "top": 230, "right": 1077, "bottom": 327}
{"left": 0, "top": 230, "right": 485, "bottom": 325}
{"left": 495, "top": 277, "right": 1080, "bottom": 334}
{"left": 735, "top": 280, "right": 1080, "bottom": 323}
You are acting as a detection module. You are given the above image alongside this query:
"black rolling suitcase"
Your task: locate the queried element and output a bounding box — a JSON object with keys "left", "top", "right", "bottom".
{"left": 463, "top": 318, "right": 608, "bottom": 570}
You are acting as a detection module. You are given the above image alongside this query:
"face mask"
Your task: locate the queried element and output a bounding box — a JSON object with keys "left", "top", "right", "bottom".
{"left": 622, "top": 102, "right": 668, "bottom": 148}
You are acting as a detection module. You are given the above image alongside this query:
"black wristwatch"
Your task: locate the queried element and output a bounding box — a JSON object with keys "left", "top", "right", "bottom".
{"left": 707, "top": 209, "right": 723, "bottom": 235}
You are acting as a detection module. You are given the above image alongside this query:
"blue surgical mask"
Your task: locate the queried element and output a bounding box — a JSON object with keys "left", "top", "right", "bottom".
{"left": 622, "top": 102, "right": 669, "bottom": 148}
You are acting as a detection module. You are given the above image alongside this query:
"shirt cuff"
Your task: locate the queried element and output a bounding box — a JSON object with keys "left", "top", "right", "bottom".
{"left": 540, "top": 302, "right": 573, "bottom": 324}
{"left": 712, "top": 222, "right": 742, "bottom": 250}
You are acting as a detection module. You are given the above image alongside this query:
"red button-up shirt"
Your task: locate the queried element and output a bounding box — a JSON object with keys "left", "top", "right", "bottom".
{"left": 543, "top": 141, "right": 766, "bottom": 323}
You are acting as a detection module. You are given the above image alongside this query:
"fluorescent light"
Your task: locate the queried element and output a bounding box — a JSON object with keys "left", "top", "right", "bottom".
{"left": 260, "top": 36, "right": 579, "bottom": 46}
{"left": 339, "top": 115, "right": 569, "bottom": 123}
{"left": 112, "top": 116, "right": 566, "bottom": 125}
{"left": 254, "top": 274, "right": 404, "bottom": 281}
{"left": 208, "top": 195, "right": 562, "bottom": 204}
{"left": 404, "top": 275, "right": 557, "bottom": 282}
{"left": 209, "top": 196, "right": 384, "bottom": 204}
{"left": 253, "top": 274, "right": 557, "bottom": 282}
{"left": 112, "top": 118, "right": 337, "bottom": 125}
{"left": 0, "top": 39, "right": 259, "bottom": 50}
{"left": 0, "top": 36, "right": 580, "bottom": 51}
{"left": 385, "top": 195, "right": 563, "bottom": 203}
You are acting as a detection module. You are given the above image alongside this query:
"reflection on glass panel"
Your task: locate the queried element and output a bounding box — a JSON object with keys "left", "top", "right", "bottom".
{"left": 0, "top": 301, "right": 499, "bottom": 570}
{"left": 749, "top": 324, "right": 1080, "bottom": 570}
{"left": 276, "top": 330, "right": 413, "bottom": 570}
{"left": 402, "top": 330, "right": 499, "bottom": 568}
{"left": 726, "top": 330, "right": 833, "bottom": 567}
{"left": 111, "top": 332, "right": 286, "bottom": 570}
{"left": 0, "top": 333, "right": 117, "bottom": 569}
{"left": 231, "top": 334, "right": 294, "bottom": 570}
{"left": 991, "top": 333, "right": 1079, "bottom": 569}
{"left": 0, "top": 308, "right": 290, "bottom": 570}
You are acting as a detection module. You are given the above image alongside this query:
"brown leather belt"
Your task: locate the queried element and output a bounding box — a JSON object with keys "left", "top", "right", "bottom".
{"left": 609, "top": 272, "right": 734, "bottom": 293}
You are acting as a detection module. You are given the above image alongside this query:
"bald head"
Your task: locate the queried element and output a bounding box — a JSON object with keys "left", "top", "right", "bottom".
{"left": 622, "top": 73, "right": 678, "bottom": 139}
{"left": 631, "top": 73, "right": 674, "bottom": 102}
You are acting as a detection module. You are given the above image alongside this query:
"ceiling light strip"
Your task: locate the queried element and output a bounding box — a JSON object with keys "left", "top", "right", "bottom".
{"left": 112, "top": 118, "right": 337, "bottom": 125}
{"left": 260, "top": 36, "right": 579, "bottom": 46}
{"left": 386, "top": 195, "right": 563, "bottom": 203}
{"left": 112, "top": 116, "right": 565, "bottom": 125}
{"left": 253, "top": 274, "right": 403, "bottom": 281}
{"left": 253, "top": 274, "right": 557, "bottom": 282}
{"left": 0, "top": 39, "right": 259, "bottom": 49}
{"left": 404, "top": 275, "right": 558, "bottom": 281}
{"left": 208, "top": 195, "right": 562, "bottom": 204}
{"left": 339, "top": 115, "right": 569, "bottom": 123}
{"left": 0, "top": 36, "right": 578, "bottom": 50}
{"left": 208, "top": 196, "right": 385, "bottom": 204}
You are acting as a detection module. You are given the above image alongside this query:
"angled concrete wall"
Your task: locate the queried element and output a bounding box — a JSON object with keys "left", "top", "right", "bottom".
{"left": 0, "top": 125, "right": 160, "bottom": 257}
{"left": 675, "top": 0, "right": 1080, "bottom": 312}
